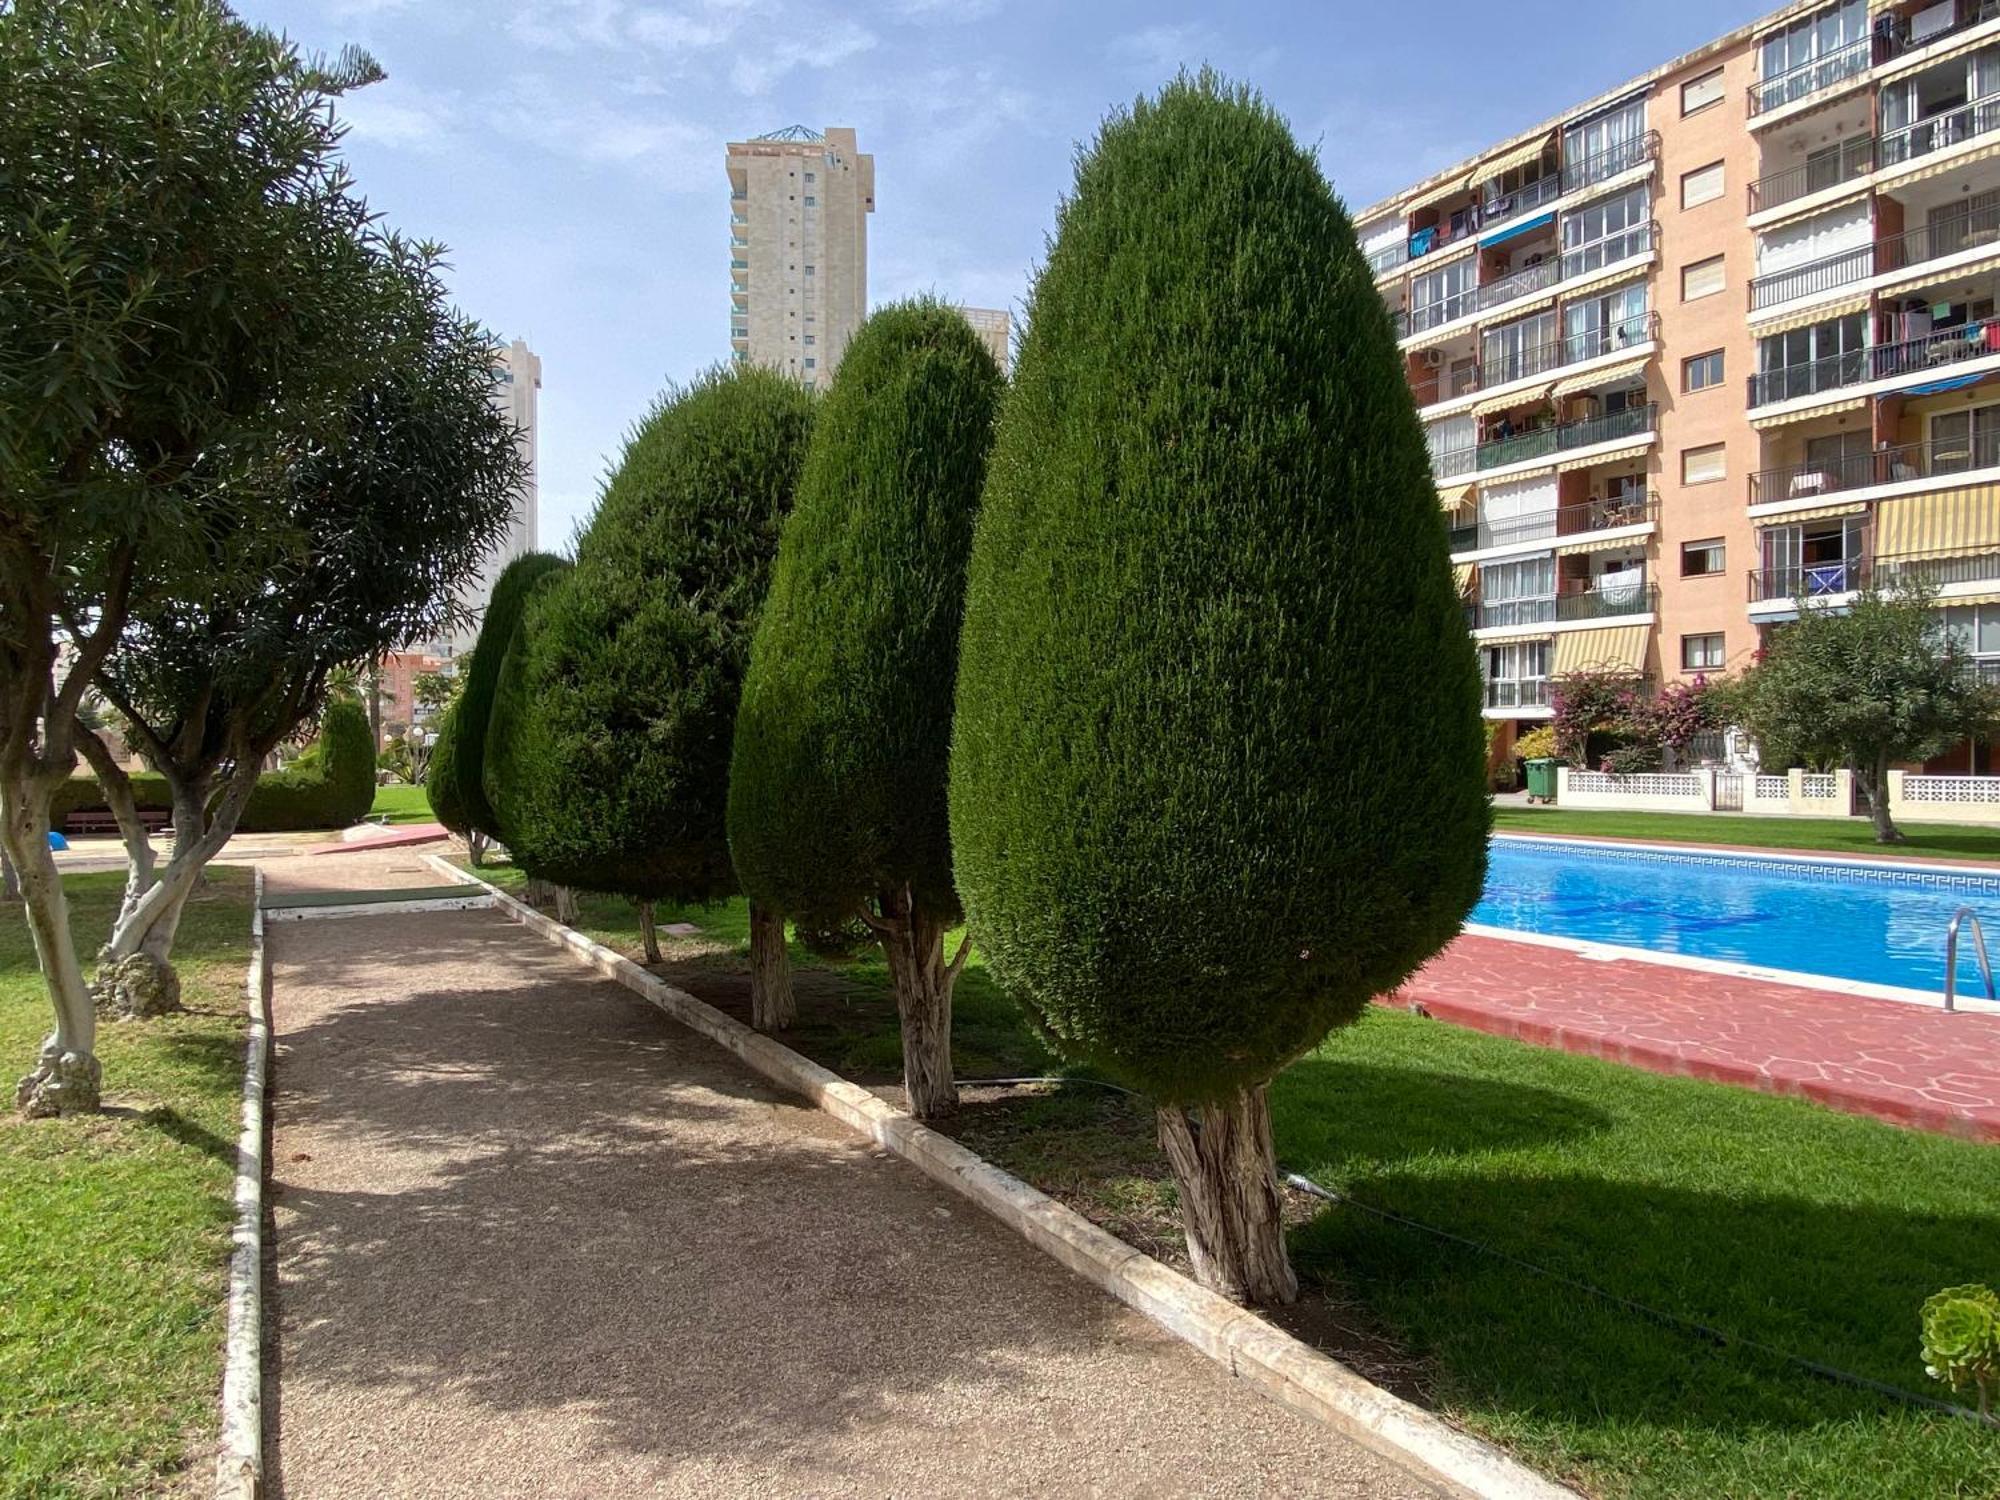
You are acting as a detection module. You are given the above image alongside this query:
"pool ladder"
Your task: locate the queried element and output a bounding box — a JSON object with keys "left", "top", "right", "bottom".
{"left": 1945, "top": 907, "right": 1996, "bottom": 1013}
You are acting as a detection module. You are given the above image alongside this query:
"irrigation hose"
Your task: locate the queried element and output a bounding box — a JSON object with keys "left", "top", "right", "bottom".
{"left": 956, "top": 1074, "right": 1998, "bottom": 1429}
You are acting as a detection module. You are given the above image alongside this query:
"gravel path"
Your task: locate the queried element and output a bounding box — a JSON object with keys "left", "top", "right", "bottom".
{"left": 265, "top": 902, "right": 1435, "bottom": 1498}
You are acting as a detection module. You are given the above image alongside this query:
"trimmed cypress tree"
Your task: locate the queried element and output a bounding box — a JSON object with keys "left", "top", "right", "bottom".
{"left": 729, "top": 299, "right": 1003, "bottom": 1118}
{"left": 499, "top": 368, "right": 815, "bottom": 1017}
{"left": 948, "top": 75, "right": 1489, "bottom": 1305}
{"left": 479, "top": 556, "right": 572, "bottom": 860}
{"left": 425, "top": 697, "right": 474, "bottom": 850}
{"left": 455, "top": 550, "right": 569, "bottom": 845}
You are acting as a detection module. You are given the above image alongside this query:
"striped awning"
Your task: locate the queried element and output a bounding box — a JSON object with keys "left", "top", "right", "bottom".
{"left": 1876, "top": 246, "right": 2000, "bottom": 298}
{"left": 1553, "top": 624, "right": 1650, "bottom": 675}
{"left": 1438, "top": 480, "right": 1477, "bottom": 509}
{"left": 1465, "top": 132, "right": 1555, "bottom": 189}
{"left": 1473, "top": 383, "right": 1555, "bottom": 417}
{"left": 1876, "top": 485, "right": 2000, "bottom": 555}
{"left": 1558, "top": 530, "right": 1649, "bottom": 556}
{"left": 1557, "top": 439, "right": 1654, "bottom": 473}
{"left": 1558, "top": 259, "right": 1654, "bottom": 305}
{"left": 1881, "top": 137, "right": 2000, "bottom": 190}
{"left": 1750, "top": 394, "right": 1870, "bottom": 430}
{"left": 1749, "top": 291, "right": 1871, "bottom": 335}
{"left": 1882, "top": 24, "right": 2000, "bottom": 80}
{"left": 1477, "top": 627, "right": 1554, "bottom": 646}
{"left": 1453, "top": 562, "right": 1474, "bottom": 590}
{"left": 1550, "top": 357, "right": 1650, "bottom": 401}
{"left": 1776, "top": 500, "right": 1870, "bottom": 523}
{"left": 1947, "top": 589, "right": 2000, "bottom": 606}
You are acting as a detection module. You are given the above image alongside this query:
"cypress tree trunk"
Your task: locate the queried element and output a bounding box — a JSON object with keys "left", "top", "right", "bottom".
{"left": 554, "top": 885, "right": 580, "bottom": 924}
{"left": 876, "top": 883, "right": 958, "bottom": 1122}
{"left": 3, "top": 785, "right": 100, "bottom": 1117}
{"left": 1155, "top": 1085, "right": 1297, "bottom": 1306}
{"left": 466, "top": 829, "right": 488, "bottom": 867}
{"left": 748, "top": 903, "right": 795, "bottom": 1031}
{"left": 638, "top": 900, "right": 662, "bottom": 964}
{"left": 524, "top": 876, "right": 554, "bottom": 907}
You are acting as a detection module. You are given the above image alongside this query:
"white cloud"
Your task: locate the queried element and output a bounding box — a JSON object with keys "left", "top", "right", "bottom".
{"left": 891, "top": 0, "right": 1002, "bottom": 21}
{"left": 728, "top": 17, "right": 876, "bottom": 94}
{"left": 1108, "top": 22, "right": 1216, "bottom": 74}
{"left": 337, "top": 83, "right": 460, "bottom": 154}
{"left": 492, "top": 76, "right": 716, "bottom": 191}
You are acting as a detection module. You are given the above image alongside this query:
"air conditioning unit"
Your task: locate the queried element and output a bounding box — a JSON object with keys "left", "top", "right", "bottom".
{"left": 1420, "top": 348, "right": 1445, "bottom": 369}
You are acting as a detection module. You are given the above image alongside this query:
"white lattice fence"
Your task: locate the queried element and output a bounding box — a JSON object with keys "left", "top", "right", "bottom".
{"left": 1900, "top": 775, "right": 2000, "bottom": 805}
{"left": 1566, "top": 771, "right": 1703, "bottom": 799}
{"left": 1801, "top": 774, "right": 1839, "bottom": 801}
{"left": 1754, "top": 775, "right": 1790, "bottom": 800}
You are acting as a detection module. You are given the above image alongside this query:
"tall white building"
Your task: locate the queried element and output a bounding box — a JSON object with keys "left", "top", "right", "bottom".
{"left": 451, "top": 338, "right": 541, "bottom": 656}
{"left": 727, "top": 125, "right": 874, "bottom": 390}
{"left": 956, "top": 306, "right": 1012, "bottom": 375}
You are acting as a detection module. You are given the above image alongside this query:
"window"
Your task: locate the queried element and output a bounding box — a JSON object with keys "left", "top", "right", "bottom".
{"left": 1755, "top": 312, "right": 1867, "bottom": 402}
{"left": 1483, "top": 640, "right": 1552, "bottom": 709}
{"left": 1561, "top": 185, "right": 1652, "bottom": 278}
{"left": 804, "top": 357, "right": 816, "bottom": 369}
{"left": 1942, "top": 604, "right": 2000, "bottom": 683}
{"left": 1682, "top": 633, "right": 1727, "bottom": 670}
{"left": 804, "top": 264, "right": 815, "bottom": 276}
{"left": 1478, "top": 555, "right": 1557, "bottom": 628}
{"left": 1412, "top": 257, "right": 1477, "bottom": 332}
{"left": 805, "top": 171, "right": 816, "bottom": 182}
{"left": 1562, "top": 285, "right": 1647, "bottom": 362}
{"left": 1928, "top": 403, "right": 2000, "bottom": 473}
{"left": 1481, "top": 308, "right": 1557, "bottom": 383}
{"left": 1681, "top": 161, "right": 1725, "bottom": 208}
{"left": 1682, "top": 443, "right": 1727, "bottom": 484}
{"left": 1562, "top": 97, "right": 1647, "bottom": 188}
{"left": 803, "top": 334, "right": 816, "bottom": 346}
{"left": 1756, "top": 0, "right": 1868, "bottom": 112}
{"left": 804, "top": 195, "right": 817, "bottom": 207}
{"left": 1682, "top": 69, "right": 1725, "bottom": 115}
{"left": 1681, "top": 539, "right": 1726, "bottom": 576}
{"left": 1683, "top": 350, "right": 1725, "bottom": 390}
{"left": 1682, "top": 255, "right": 1726, "bottom": 301}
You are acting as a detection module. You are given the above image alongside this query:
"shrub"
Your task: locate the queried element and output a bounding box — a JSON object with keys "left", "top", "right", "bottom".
{"left": 1922, "top": 1283, "right": 2000, "bottom": 1416}
{"left": 425, "top": 698, "right": 469, "bottom": 835}
{"left": 948, "top": 75, "right": 1487, "bottom": 1304}
{"left": 478, "top": 558, "right": 572, "bottom": 854}
{"left": 1514, "top": 726, "right": 1558, "bottom": 762}
{"left": 237, "top": 698, "right": 375, "bottom": 831}
{"left": 729, "top": 299, "right": 1003, "bottom": 1117}
{"left": 500, "top": 367, "right": 814, "bottom": 904}
{"left": 454, "top": 551, "right": 570, "bottom": 841}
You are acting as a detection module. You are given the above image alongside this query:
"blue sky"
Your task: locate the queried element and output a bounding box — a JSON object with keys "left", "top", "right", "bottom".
{"left": 246, "top": 0, "right": 1759, "bottom": 545}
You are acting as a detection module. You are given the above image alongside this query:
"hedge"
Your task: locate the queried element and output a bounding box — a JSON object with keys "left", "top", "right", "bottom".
{"left": 454, "top": 551, "right": 570, "bottom": 841}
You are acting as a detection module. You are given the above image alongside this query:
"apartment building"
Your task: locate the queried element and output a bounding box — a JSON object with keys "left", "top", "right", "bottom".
{"left": 450, "top": 338, "right": 541, "bottom": 656}
{"left": 1359, "top": 0, "right": 2000, "bottom": 763}
{"left": 956, "top": 305, "right": 1014, "bottom": 375}
{"left": 727, "top": 125, "right": 874, "bottom": 391}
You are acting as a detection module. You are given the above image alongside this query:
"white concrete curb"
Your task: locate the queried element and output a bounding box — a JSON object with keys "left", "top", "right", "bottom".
{"left": 425, "top": 854, "right": 1577, "bottom": 1500}
{"left": 216, "top": 869, "right": 270, "bottom": 1500}
{"left": 261, "top": 894, "right": 493, "bottom": 923}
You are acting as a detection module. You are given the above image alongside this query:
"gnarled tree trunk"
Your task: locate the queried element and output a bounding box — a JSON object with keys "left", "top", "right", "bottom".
{"left": 748, "top": 902, "right": 794, "bottom": 1031}
{"left": 554, "top": 885, "right": 580, "bottom": 924}
{"left": 3, "top": 783, "right": 100, "bottom": 1117}
{"left": 874, "top": 883, "right": 964, "bottom": 1122}
{"left": 637, "top": 900, "right": 662, "bottom": 964}
{"left": 524, "top": 876, "right": 554, "bottom": 908}
{"left": 466, "top": 829, "right": 489, "bottom": 867}
{"left": 1855, "top": 751, "right": 1904, "bottom": 844}
{"left": 1155, "top": 1084, "right": 1297, "bottom": 1306}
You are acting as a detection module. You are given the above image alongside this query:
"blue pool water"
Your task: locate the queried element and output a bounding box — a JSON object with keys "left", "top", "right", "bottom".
{"left": 1473, "top": 837, "right": 2000, "bottom": 996}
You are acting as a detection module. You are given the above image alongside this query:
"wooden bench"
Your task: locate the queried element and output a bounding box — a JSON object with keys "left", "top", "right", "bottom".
{"left": 64, "top": 808, "right": 172, "bottom": 837}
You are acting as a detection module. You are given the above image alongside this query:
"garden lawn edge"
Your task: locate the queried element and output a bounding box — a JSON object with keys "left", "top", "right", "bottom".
{"left": 216, "top": 870, "right": 269, "bottom": 1500}
{"left": 426, "top": 852, "right": 1579, "bottom": 1500}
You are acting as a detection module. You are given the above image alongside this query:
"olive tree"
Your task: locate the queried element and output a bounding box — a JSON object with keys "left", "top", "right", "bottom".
{"left": 729, "top": 301, "right": 1002, "bottom": 1117}
{"left": 949, "top": 76, "right": 1488, "bottom": 1303}
{"left": 1727, "top": 584, "right": 2000, "bottom": 843}
{"left": 499, "top": 369, "right": 813, "bottom": 1013}
{"left": 0, "top": 0, "right": 397, "bottom": 1114}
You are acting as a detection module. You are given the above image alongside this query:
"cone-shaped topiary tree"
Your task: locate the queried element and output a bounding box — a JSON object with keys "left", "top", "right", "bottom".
{"left": 479, "top": 556, "right": 572, "bottom": 861}
{"left": 425, "top": 697, "right": 473, "bottom": 849}
{"left": 498, "top": 368, "right": 815, "bottom": 1018}
{"left": 948, "top": 75, "right": 1489, "bottom": 1305}
{"left": 455, "top": 551, "right": 569, "bottom": 848}
{"left": 729, "top": 299, "right": 1003, "bottom": 1118}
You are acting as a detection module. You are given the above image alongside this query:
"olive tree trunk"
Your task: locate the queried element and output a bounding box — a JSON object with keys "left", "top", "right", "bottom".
{"left": 874, "top": 883, "right": 964, "bottom": 1122}
{"left": 1854, "top": 751, "right": 1904, "bottom": 844}
{"left": 748, "top": 902, "right": 794, "bottom": 1031}
{"left": 1155, "top": 1084, "right": 1298, "bottom": 1306}
{"left": 3, "top": 782, "right": 100, "bottom": 1117}
{"left": 637, "top": 900, "right": 662, "bottom": 964}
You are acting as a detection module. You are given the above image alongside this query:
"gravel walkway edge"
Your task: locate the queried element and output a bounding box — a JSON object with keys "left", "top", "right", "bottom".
{"left": 426, "top": 853, "right": 1578, "bottom": 1500}
{"left": 216, "top": 869, "right": 270, "bottom": 1500}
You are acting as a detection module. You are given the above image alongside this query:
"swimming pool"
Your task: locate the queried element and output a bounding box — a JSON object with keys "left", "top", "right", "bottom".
{"left": 1473, "top": 836, "right": 2000, "bottom": 997}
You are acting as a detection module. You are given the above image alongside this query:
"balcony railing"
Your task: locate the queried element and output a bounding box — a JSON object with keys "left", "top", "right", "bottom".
{"left": 1880, "top": 198, "right": 2000, "bottom": 277}
{"left": 1486, "top": 678, "right": 1552, "bottom": 709}
{"left": 1369, "top": 240, "right": 1412, "bottom": 277}
{"left": 1478, "top": 596, "right": 1556, "bottom": 629}
{"left": 1749, "top": 557, "right": 1869, "bottom": 602}
{"left": 1878, "top": 545, "right": 2000, "bottom": 588}
{"left": 1878, "top": 0, "right": 2000, "bottom": 68}
{"left": 1408, "top": 289, "right": 1478, "bottom": 335}
{"left": 1872, "top": 314, "right": 2000, "bottom": 379}
{"left": 1479, "top": 257, "right": 1561, "bottom": 312}
{"left": 1749, "top": 431, "right": 2000, "bottom": 505}
{"left": 1748, "top": 33, "right": 1875, "bottom": 118}
{"left": 1482, "top": 173, "right": 1562, "bottom": 224}
{"left": 1451, "top": 494, "right": 1658, "bottom": 556}
{"left": 1556, "top": 580, "right": 1657, "bottom": 621}
{"left": 1748, "top": 134, "right": 1874, "bottom": 214}
{"left": 1878, "top": 91, "right": 2000, "bottom": 172}
{"left": 1433, "top": 445, "right": 1477, "bottom": 481}
{"left": 1477, "top": 400, "right": 1657, "bottom": 472}
{"left": 1559, "top": 219, "right": 1657, "bottom": 282}
{"left": 1748, "top": 242, "right": 1872, "bottom": 309}
{"left": 1559, "top": 131, "right": 1660, "bottom": 194}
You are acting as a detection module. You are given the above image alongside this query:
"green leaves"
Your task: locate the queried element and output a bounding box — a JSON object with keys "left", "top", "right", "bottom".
{"left": 948, "top": 74, "right": 1489, "bottom": 1103}
{"left": 1921, "top": 1283, "right": 2000, "bottom": 1412}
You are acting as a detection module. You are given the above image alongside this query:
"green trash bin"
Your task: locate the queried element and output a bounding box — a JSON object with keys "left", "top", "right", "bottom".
{"left": 1523, "top": 758, "right": 1558, "bottom": 805}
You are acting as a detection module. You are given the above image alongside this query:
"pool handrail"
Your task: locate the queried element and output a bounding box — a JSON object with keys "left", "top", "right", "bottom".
{"left": 1945, "top": 907, "right": 1996, "bottom": 1013}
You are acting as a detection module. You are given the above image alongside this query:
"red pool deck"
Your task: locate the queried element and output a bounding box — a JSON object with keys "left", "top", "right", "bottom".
{"left": 1391, "top": 933, "right": 2000, "bottom": 1142}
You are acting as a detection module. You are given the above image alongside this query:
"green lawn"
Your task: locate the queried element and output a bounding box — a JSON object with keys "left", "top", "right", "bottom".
{"left": 465, "top": 855, "right": 2000, "bottom": 1499}
{"left": 368, "top": 783, "right": 436, "bottom": 824}
{"left": 0, "top": 870, "right": 250, "bottom": 1498}
{"left": 1494, "top": 803, "right": 2000, "bottom": 863}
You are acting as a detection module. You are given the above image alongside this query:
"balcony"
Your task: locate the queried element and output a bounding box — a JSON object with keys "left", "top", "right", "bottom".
{"left": 1486, "top": 678, "right": 1552, "bottom": 710}
{"left": 1483, "top": 173, "right": 1563, "bottom": 225}
{"left": 1436, "top": 310, "right": 1658, "bottom": 410}
{"left": 1879, "top": 198, "right": 2000, "bottom": 279}
{"left": 1748, "top": 316, "right": 2000, "bottom": 406}
{"left": 730, "top": 258, "right": 749, "bottom": 270}
{"left": 1556, "top": 580, "right": 1657, "bottom": 622}
{"left": 1747, "top": 33, "right": 1875, "bottom": 118}
{"left": 1748, "top": 242, "right": 1873, "bottom": 310}
{"left": 1879, "top": 0, "right": 2000, "bottom": 67}
{"left": 1369, "top": 240, "right": 1411, "bottom": 278}
{"left": 1749, "top": 431, "right": 2000, "bottom": 506}
{"left": 1748, "top": 135, "right": 1874, "bottom": 215}
{"left": 1558, "top": 220, "right": 1657, "bottom": 283}
{"left": 1478, "top": 257, "right": 1561, "bottom": 313}
{"left": 1434, "top": 445, "right": 1478, "bottom": 481}
{"left": 1450, "top": 493, "right": 1660, "bottom": 555}
{"left": 1877, "top": 91, "right": 2000, "bottom": 174}
{"left": 1478, "top": 595, "right": 1556, "bottom": 629}
{"left": 1408, "top": 289, "right": 1477, "bottom": 336}
{"left": 1877, "top": 544, "right": 2000, "bottom": 588}
{"left": 1477, "top": 400, "right": 1658, "bottom": 473}
{"left": 1559, "top": 131, "right": 1660, "bottom": 194}
{"left": 1748, "top": 557, "right": 1869, "bottom": 602}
